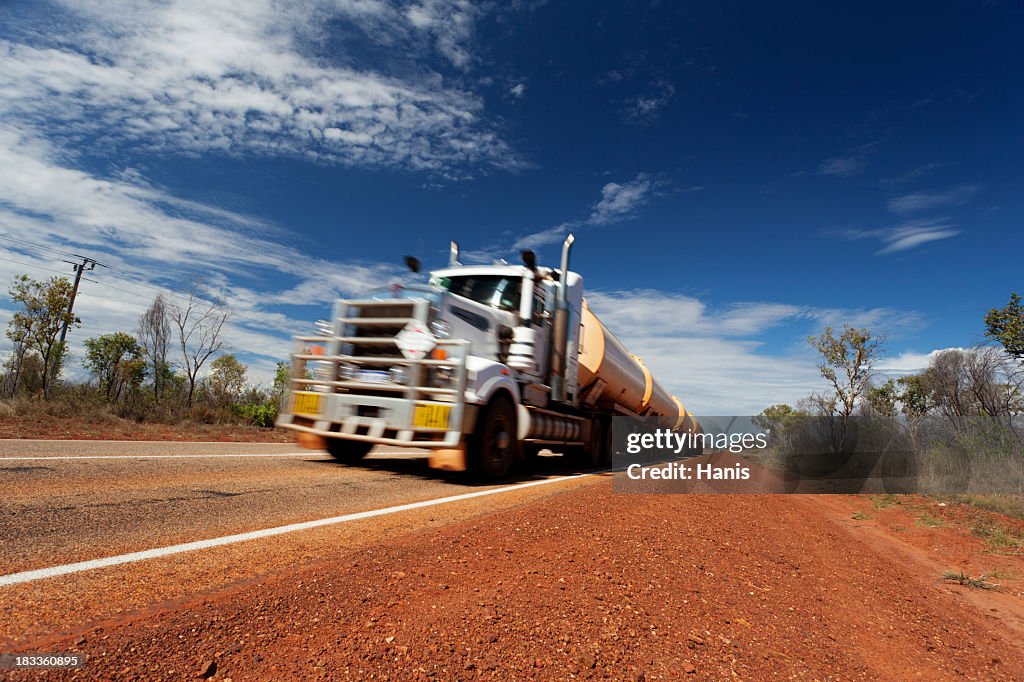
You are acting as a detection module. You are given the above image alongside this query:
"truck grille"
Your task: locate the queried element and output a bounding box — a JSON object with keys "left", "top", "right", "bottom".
{"left": 340, "top": 301, "right": 417, "bottom": 359}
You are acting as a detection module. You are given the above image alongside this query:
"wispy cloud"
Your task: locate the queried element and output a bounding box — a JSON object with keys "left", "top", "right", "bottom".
{"left": 589, "top": 175, "right": 654, "bottom": 224}
{"left": 818, "top": 143, "right": 877, "bottom": 178}
{"left": 887, "top": 185, "right": 980, "bottom": 214}
{"left": 837, "top": 218, "right": 961, "bottom": 255}
{"left": 0, "top": 125, "right": 406, "bottom": 385}
{"left": 0, "top": 0, "right": 530, "bottom": 383}
{"left": 509, "top": 82, "right": 527, "bottom": 98}
{"left": 512, "top": 174, "right": 656, "bottom": 250}
{"left": 621, "top": 80, "right": 676, "bottom": 124}
{"left": 878, "top": 162, "right": 943, "bottom": 188}
{"left": 0, "top": 0, "right": 521, "bottom": 175}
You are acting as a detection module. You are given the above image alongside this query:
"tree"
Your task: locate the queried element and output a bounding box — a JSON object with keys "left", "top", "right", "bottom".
{"left": 207, "top": 353, "right": 247, "bottom": 406}
{"left": 2, "top": 338, "right": 33, "bottom": 397}
{"left": 924, "top": 347, "right": 1021, "bottom": 428}
{"left": 271, "top": 361, "right": 290, "bottom": 407}
{"left": 985, "top": 292, "right": 1024, "bottom": 360}
{"left": 865, "top": 380, "right": 899, "bottom": 418}
{"left": 170, "top": 282, "right": 230, "bottom": 405}
{"left": 5, "top": 275, "right": 80, "bottom": 398}
{"left": 808, "top": 325, "right": 883, "bottom": 451}
{"left": 83, "top": 332, "right": 143, "bottom": 401}
{"left": 138, "top": 293, "right": 172, "bottom": 400}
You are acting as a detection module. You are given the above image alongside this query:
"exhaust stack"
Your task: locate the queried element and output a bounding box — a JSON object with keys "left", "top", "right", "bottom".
{"left": 550, "top": 233, "right": 575, "bottom": 402}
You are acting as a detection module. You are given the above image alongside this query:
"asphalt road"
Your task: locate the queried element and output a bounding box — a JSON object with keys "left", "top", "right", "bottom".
{"left": 0, "top": 440, "right": 603, "bottom": 648}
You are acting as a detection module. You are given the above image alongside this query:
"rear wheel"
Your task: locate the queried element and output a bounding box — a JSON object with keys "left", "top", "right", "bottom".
{"left": 468, "top": 395, "right": 518, "bottom": 480}
{"left": 575, "top": 418, "right": 610, "bottom": 468}
{"left": 325, "top": 438, "right": 373, "bottom": 463}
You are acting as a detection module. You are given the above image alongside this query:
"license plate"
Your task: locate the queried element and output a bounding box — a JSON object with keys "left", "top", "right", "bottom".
{"left": 413, "top": 403, "right": 451, "bottom": 430}
{"left": 292, "top": 392, "right": 323, "bottom": 416}
{"left": 357, "top": 370, "right": 390, "bottom": 384}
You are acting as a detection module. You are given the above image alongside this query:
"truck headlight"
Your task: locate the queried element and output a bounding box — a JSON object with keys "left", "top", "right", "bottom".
{"left": 430, "top": 319, "right": 452, "bottom": 339}
{"left": 389, "top": 366, "right": 410, "bottom": 385}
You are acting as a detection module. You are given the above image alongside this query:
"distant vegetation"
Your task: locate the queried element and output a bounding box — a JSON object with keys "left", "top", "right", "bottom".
{"left": 757, "top": 292, "right": 1024, "bottom": 494}
{"left": 1, "top": 273, "right": 286, "bottom": 429}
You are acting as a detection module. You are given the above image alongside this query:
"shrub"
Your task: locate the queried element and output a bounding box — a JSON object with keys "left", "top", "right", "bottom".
{"left": 234, "top": 402, "right": 277, "bottom": 428}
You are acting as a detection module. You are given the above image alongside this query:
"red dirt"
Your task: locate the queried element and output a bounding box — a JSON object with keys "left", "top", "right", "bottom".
{"left": 9, "top": 485, "right": 1024, "bottom": 681}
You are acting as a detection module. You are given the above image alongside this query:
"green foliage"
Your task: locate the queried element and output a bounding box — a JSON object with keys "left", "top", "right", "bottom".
{"left": 6, "top": 274, "right": 80, "bottom": 397}
{"left": 985, "top": 292, "right": 1024, "bottom": 359}
{"left": 234, "top": 402, "right": 277, "bottom": 428}
{"left": 807, "top": 325, "right": 883, "bottom": 420}
{"left": 866, "top": 380, "right": 898, "bottom": 417}
{"left": 208, "top": 353, "right": 247, "bottom": 406}
{"left": 83, "top": 332, "right": 144, "bottom": 401}
{"left": 273, "top": 361, "right": 289, "bottom": 396}
{"left": 897, "top": 374, "right": 932, "bottom": 416}
{"left": 754, "top": 403, "right": 805, "bottom": 431}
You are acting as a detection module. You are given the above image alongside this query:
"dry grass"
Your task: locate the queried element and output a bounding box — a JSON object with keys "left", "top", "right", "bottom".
{"left": 872, "top": 494, "right": 902, "bottom": 510}
{"left": 941, "top": 494, "right": 1024, "bottom": 522}
{"left": 972, "top": 522, "right": 1024, "bottom": 552}
{"left": 942, "top": 571, "right": 1001, "bottom": 590}
{"left": 915, "top": 512, "right": 946, "bottom": 528}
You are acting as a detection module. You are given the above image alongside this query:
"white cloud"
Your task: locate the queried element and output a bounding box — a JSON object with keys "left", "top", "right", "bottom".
{"left": 509, "top": 83, "right": 526, "bottom": 98}
{"left": 818, "top": 143, "right": 877, "bottom": 178}
{"left": 0, "top": 0, "right": 519, "bottom": 175}
{"left": 874, "top": 348, "right": 962, "bottom": 376}
{"left": 589, "top": 175, "right": 653, "bottom": 224}
{"left": 621, "top": 80, "right": 675, "bottom": 124}
{"left": 877, "top": 224, "right": 961, "bottom": 254}
{"left": 839, "top": 218, "right": 961, "bottom": 255}
{"left": 887, "top": 185, "right": 980, "bottom": 214}
{"left": 584, "top": 289, "right": 925, "bottom": 414}
{"left": 0, "top": 126, "right": 406, "bottom": 387}
{"left": 512, "top": 174, "right": 657, "bottom": 250}
{"left": 403, "top": 0, "right": 480, "bottom": 69}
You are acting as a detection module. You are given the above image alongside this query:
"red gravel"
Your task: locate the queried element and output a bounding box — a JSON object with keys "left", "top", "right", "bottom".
{"left": 8, "top": 484, "right": 1024, "bottom": 680}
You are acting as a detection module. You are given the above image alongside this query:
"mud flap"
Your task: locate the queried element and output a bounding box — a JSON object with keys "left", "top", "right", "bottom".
{"left": 429, "top": 441, "right": 468, "bottom": 472}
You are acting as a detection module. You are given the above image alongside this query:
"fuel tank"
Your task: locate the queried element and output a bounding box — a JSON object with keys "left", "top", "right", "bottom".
{"left": 576, "top": 299, "right": 694, "bottom": 431}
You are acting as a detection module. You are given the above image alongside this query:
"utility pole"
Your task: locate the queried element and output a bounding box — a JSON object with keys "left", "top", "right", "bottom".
{"left": 53, "top": 256, "right": 100, "bottom": 380}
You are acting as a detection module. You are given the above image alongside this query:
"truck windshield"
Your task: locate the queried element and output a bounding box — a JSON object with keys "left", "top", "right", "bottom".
{"left": 432, "top": 275, "right": 521, "bottom": 312}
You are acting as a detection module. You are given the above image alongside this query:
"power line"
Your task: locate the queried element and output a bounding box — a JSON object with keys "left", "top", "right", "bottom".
{"left": 0, "top": 233, "right": 94, "bottom": 262}
{"left": 0, "top": 254, "right": 82, "bottom": 277}
{"left": 1, "top": 238, "right": 307, "bottom": 335}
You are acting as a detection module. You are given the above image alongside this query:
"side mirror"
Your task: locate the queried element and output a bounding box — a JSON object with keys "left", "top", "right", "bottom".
{"left": 404, "top": 256, "right": 421, "bottom": 273}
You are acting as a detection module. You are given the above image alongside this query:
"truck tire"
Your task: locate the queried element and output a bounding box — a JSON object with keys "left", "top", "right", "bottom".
{"left": 325, "top": 438, "right": 373, "bottom": 463}
{"left": 576, "top": 418, "right": 610, "bottom": 468}
{"left": 468, "top": 394, "right": 518, "bottom": 480}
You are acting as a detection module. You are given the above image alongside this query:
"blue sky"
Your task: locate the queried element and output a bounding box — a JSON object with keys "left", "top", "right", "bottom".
{"left": 0, "top": 0, "right": 1021, "bottom": 413}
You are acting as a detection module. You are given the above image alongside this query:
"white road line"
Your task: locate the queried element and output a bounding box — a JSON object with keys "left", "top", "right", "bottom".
{"left": 0, "top": 453, "right": 320, "bottom": 461}
{"left": 0, "top": 471, "right": 601, "bottom": 587}
{"left": 0, "top": 439, "right": 300, "bottom": 445}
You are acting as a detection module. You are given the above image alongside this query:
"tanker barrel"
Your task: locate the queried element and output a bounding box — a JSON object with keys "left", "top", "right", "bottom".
{"left": 577, "top": 299, "right": 692, "bottom": 427}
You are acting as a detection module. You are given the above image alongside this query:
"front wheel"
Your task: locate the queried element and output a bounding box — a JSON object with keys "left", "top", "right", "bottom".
{"left": 325, "top": 438, "right": 373, "bottom": 463}
{"left": 467, "top": 395, "right": 518, "bottom": 480}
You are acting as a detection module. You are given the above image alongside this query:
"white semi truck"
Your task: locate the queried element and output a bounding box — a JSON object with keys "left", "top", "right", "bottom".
{"left": 277, "top": 235, "right": 699, "bottom": 479}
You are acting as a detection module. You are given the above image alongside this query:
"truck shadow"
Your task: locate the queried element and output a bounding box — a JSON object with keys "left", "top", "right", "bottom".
{"left": 307, "top": 450, "right": 611, "bottom": 487}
